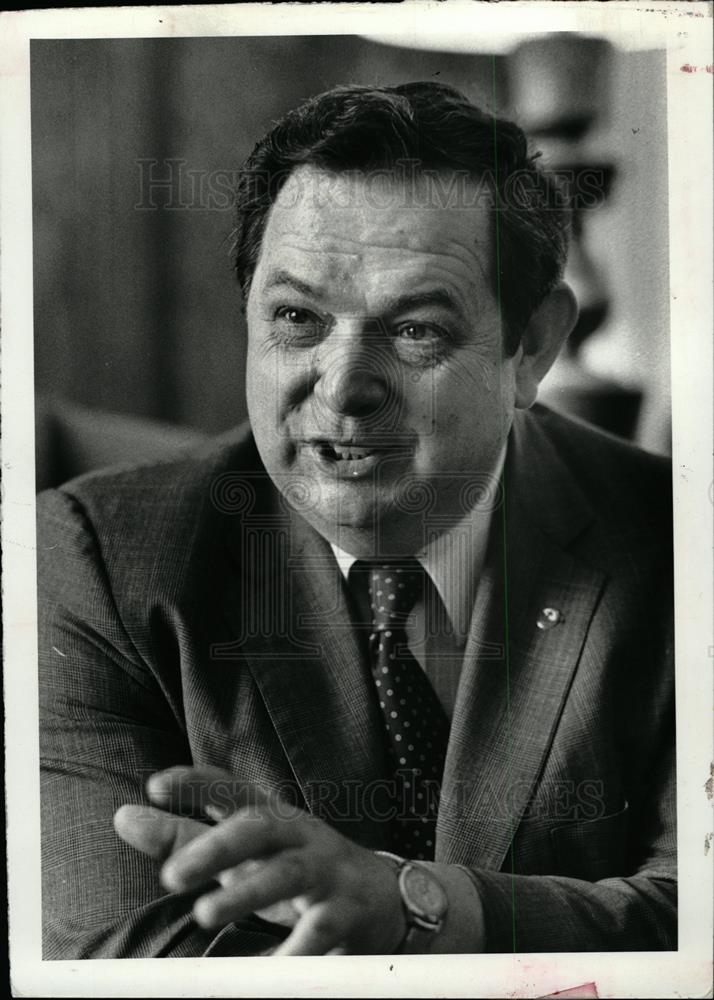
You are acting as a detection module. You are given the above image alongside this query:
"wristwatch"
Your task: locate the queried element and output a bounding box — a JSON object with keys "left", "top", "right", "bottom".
{"left": 376, "top": 851, "right": 449, "bottom": 953}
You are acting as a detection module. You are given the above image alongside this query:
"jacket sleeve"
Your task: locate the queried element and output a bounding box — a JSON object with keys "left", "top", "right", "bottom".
{"left": 463, "top": 726, "right": 677, "bottom": 952}
{"left": 38, "top": 487, "right": 286, "bottom": 958}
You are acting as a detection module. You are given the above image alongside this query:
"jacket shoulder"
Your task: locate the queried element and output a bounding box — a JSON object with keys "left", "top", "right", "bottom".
{"left": 36, "top": 423, "right": 268, "bottom": 600}
{"left": 528, "top": 405, "right": 672, "bottom": 532}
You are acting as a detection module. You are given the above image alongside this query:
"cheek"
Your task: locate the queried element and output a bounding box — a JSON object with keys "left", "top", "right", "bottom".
{"left": 422, "top": 372, "right": 482, "bottom": 434}
{"left": 246, "top": 335, "right": 288, "bottom": 404}
{"left": 418, "top": 372, "right": 504, "bottom": 456}
{"left": 245, "top": 357, "right": 266, "bottom": 425}
{"left": 245, "top": 345, "right": 282, "bottom": 445}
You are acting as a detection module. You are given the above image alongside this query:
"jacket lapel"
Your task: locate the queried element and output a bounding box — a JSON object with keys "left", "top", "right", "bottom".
{"left": 437, "top": 409, "right": 608, "bottom": 869}
{"left": 219, "top": 473, "right": 393, "bottom": 849}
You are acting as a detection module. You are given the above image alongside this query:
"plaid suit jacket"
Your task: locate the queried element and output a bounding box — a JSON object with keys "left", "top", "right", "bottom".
{"left": 38, "top": 405, "right": 676, "bottom": 957}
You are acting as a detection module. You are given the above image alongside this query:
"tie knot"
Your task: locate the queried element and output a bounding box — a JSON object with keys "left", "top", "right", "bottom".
{"left": 354, "top": 558, "right": 424, "bottom": 630}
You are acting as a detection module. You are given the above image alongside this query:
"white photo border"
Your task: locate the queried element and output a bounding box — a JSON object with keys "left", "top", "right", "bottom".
{"left": 2, "top": 3, "right": 712, "bottom": 997}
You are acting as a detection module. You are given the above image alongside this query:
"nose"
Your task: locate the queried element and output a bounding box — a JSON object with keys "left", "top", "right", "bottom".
{"left": 313, "top": 320, "right": 395, "bottom": 421}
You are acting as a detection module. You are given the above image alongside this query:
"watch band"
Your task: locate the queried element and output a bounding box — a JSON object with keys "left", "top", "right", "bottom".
{"left": 375, "top": 850, "right": 449, "bottom": 953}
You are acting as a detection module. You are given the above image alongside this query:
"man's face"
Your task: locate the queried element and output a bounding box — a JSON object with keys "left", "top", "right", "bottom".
{"left": 245, "top": 166, "right": 520, "bottom": 556}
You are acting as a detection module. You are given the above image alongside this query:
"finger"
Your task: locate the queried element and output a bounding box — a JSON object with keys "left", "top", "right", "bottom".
{"left": 113, "top": 805, "right": 207, "bottom": 862}
{"left": 160, "top": 806, "right": 305, "bottom": 892}
{"left": 274, "top": 899, "right": 358, "bottom": 956}
{"left": 192, "top": 851, "right": 314, "bottom": 929}
{"left": 255, "top": 889, "right": 311, "bottom": 928}
{"left": 254, "top": 899, "right": 302, "bottom": 929}
{"left": 145, "top": 766, "right": 281, "bottom": 819}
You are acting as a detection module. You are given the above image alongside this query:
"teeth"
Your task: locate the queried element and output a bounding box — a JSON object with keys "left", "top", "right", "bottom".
{"left": 325, "top": 444, "right": 371, "bottom": 461}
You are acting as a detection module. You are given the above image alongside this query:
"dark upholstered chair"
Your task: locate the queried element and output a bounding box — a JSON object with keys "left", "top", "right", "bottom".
{"left": 35, "top": 395, "right": 209, "bottom": 492}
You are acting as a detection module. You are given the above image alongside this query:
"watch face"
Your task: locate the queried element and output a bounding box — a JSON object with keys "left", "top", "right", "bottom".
{"left": 400, "top": 864, "right": 449, "bottom": 923}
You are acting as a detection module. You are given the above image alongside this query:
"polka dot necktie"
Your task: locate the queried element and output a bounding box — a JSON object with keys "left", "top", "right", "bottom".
{"left": 351, "top": 558, "right": 450, "bottom": 861}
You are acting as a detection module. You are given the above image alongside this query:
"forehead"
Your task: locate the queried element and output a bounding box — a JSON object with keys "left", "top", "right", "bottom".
{"left": 254, "top": 165, "right": 493, "bottom": 291}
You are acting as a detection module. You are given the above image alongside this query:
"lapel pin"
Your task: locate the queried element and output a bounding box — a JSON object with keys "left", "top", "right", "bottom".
{"left": 536, "top": 607, "right": 563, "bottom": 630}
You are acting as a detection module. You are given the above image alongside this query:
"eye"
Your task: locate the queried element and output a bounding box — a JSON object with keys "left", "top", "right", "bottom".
{"left": 398, "top": 323, "right": 429, "bottom": 341}
{"left": 395, "top": 320, "right": 452, "bottom": 348}
{"left": 393, "top": 321, "right": 452, "bottom": 367}
{"left": 275, "top": 306, "right": 319, "bottom": 326}
{"left": 272, "top": 305, "right": 325, "bottom": 344}
{"left": 395, "top": 322, "right": 448, "bottom": 343}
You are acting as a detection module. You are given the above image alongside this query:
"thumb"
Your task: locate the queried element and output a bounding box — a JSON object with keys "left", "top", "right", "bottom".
{"left": 113, "top": 804, "right": 207, "bottom": 862}
{"left": 145, "top": 766, "right": 290, "bottom": 821}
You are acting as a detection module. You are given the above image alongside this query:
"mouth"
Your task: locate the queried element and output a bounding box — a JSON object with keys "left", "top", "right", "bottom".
{"left": 318, "top": 442, "right": 375, "bottom": 462}
{"left": 303, "top": 439, "right": 387, "bottom": 478}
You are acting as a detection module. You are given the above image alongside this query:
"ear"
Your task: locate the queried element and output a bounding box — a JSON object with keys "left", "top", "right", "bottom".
{"left": 513, "top": 282, "right": 579, "bottom": 409}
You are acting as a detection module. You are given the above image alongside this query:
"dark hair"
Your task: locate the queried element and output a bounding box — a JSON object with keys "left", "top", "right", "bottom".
{"left": 232, "top": 82, "right": 570, "bottom": 355}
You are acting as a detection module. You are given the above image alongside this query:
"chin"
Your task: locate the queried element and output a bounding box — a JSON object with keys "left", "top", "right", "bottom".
{"left": 329, "top": 512, "right": 428, "bottom": 559}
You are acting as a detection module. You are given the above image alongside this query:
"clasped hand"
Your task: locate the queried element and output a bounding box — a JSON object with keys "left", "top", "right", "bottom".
{"left": 114, "top": 766, "right": 406, "bottom": 955}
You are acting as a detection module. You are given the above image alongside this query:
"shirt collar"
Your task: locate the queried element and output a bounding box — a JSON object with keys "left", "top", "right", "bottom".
{"left": 330, "top": 445, "right": 506, "bottom": 643}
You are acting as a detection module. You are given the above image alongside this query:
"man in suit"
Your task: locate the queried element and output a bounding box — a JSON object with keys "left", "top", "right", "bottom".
{"left": 38, "top": 82, "right": 675, "bottom": 957}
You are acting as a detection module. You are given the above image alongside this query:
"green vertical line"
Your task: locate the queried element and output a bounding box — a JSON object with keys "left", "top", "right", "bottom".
{"left": 491, "top": 54, "right": 517, "bottom": 954}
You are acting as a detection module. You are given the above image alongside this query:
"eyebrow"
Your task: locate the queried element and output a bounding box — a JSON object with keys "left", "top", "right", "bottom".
{"left": 262, "top": 270, "right": 325, "bottom": 299}
{"left": 263, "top": 269, "right": 466, "bottom": 320}
{"left": 380, "top": 288, "right": 465, "bottom": 320}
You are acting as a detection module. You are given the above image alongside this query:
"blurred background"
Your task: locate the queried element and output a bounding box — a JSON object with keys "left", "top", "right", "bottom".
{"left": 31, "top": 34, "right": 670, "bottom": 490}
